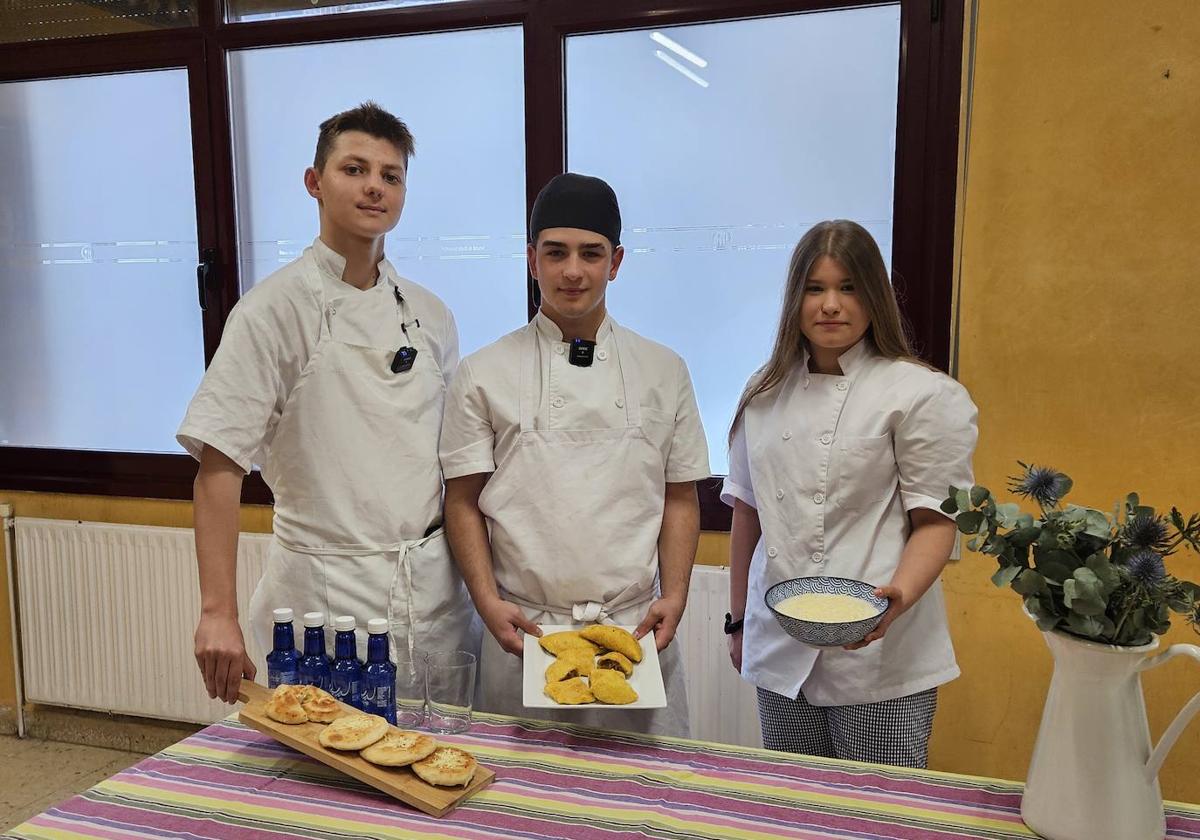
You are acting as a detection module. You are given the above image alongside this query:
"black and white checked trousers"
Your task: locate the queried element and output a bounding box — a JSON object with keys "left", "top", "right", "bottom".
{"left": 756, "top": 685, "right": 938, "bottom": 769}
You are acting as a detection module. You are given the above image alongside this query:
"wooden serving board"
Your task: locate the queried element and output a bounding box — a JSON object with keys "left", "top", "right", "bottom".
{"left": 237, "top": 680, "right": 494, "bottom": 818}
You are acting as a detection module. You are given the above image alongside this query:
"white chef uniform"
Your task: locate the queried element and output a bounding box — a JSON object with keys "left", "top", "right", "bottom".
{"left": 722, "top": 338, "right": 977, "bottom": 706}
{"left": 440, "top": 311, "right": 709, "bottom": 735}
{"left": 178, "top": 237, "right": 481, "bottom": 670}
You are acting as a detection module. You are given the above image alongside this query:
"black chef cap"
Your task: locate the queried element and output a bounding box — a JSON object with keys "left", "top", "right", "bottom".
{"left": 529, "top": 173, "right": 621, "bottom": 248}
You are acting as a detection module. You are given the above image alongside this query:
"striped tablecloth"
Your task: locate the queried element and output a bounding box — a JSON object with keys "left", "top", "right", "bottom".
{"left": 8, "top": 714, "right": 1200, "bottom": 839}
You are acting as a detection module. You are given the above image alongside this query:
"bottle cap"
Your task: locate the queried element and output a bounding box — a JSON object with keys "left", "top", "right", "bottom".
{"left": 303, "top": 611, "right": 325, "bottom": 628}
{"left": 272, "top": 608, "right": 293, "bottom": 623}
{"left": 367, "top": 618, "right": 388, "bottom": 635}
{"left": 334, "top": 615, "right": 356, "bottom": 632}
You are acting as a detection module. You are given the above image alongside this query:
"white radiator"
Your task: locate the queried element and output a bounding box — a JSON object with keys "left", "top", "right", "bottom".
{"left": 11, "top": 518, "right": 763, "bottom": 744}
{"left": 680, "top": 564, "right": 763, "bottom": 748}
{"left": 14, "top": 517, "right": 270, "bottom": 724}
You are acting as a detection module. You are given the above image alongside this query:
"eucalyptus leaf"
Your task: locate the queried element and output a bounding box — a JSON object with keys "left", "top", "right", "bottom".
{"left": 956, "top": 489, "right": 972, "bottom": 513}
{"left": 992, "top": 564, "right": 1022, "bottom": 588}
{"left": 1012, "top": 570, "right": 1048, "bottom": 596}
{"left": 940, "top": 496, "right": 959, "bottom": 515}
{"left": 1009, "top": 525, "right": 1043, "bottom": 548}
{"left": 1067, "top": 613, "right": 1104, "bottom": 637}
{"left": 996, "top": 503, "right": 1021, "bottom": 528}
{"left": 957, "top": 511, "right": 985, "bottom": 534}
{"left": 970, "top": 485, "right": 991, "bottom": 506}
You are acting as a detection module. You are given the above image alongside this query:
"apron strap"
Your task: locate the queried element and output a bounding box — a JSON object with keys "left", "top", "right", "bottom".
{"left": 386, "top": 542, "right": 417, "bottom": 665}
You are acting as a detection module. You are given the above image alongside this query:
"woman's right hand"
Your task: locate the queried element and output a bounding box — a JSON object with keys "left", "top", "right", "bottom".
{"left": 727, "top": 628, "right": 743, "bottom": 673}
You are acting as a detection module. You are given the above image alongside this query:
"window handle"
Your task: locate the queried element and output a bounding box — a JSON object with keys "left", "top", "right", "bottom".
{"left": 197, "top": 248, "right": 218, "bottom": 312}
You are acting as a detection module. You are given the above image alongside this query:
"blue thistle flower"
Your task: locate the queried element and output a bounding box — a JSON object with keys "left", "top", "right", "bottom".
{"left": 1125, "top": 549, "right": 1166, "bottom": 586}
{"left": 1008, "top": 462, "right": 1072, "bottom": 507}
{"left": 1122, "top": 513, "right": 1170, "bottom": 550}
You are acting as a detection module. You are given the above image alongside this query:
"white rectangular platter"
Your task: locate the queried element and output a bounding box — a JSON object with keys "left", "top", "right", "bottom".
{"left": 522, "top": 624, "right": 667, "bottom": 710}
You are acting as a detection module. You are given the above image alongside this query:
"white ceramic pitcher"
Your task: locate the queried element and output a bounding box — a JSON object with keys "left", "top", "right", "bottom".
{"left": 1021, "top": 630, "right": 1200, "bottom": 840}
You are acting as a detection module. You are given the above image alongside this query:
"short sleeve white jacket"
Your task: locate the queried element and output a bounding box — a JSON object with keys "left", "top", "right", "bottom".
{"left": 722, "top": 339, "right": 978, "bottom": 706}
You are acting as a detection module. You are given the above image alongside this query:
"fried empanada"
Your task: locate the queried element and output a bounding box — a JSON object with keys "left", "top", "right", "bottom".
{"left": 544, "top": 676, "right": 595, "bottom": 705}
{"left": 595, "top": 651, "right": 634, "bottom": 676}
{"left": 545, "top": 658, "right": 583, "bottom": 683}
{"left": 556, "top": 647, "right": 595, "bottom": 677}
{"left": 317, "top": 713, "right": 388, "bottom": 751}
{"left": 578, "top": 625, "right": 643, "bottom": 663}
{"left": 538, "top": 631, "right": 601, "bottom": 657}
{"left": 589, "top": 668, "right": 638, "bottom": 705}
{"left": 360, "top": 730, "right": 437, "bottom": 767}
{"left": 411, "top": 746, "right": 478, "bottom": 787}
{"left": 265, "top": 684, "right": 308, "bottom": 724}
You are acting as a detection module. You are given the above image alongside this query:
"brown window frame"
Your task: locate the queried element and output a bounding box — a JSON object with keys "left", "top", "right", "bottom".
{"left": 0, "top": 0, "right": 965, "bottom": 528}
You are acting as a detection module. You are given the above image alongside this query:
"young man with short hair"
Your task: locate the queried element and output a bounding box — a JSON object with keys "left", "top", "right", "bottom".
{"left": 183, "top": 102, "right": 480, "bottom": 703}
{"left": 440, "top": 173, "right": 709, "bottom": 736}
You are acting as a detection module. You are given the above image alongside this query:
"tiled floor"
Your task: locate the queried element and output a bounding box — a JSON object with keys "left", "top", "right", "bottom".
{"left": 0, "top": 736, "right": 146, "bottom": 831}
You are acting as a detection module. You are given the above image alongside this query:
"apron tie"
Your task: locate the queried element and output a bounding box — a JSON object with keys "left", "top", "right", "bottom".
{"left": 572, "top": 601, "right": 606, "bottom": 623}
{"left": 503, "top": 585, "right": 656, "bottom": 626}
{"left": 386, "top": 543, "right": 418, "bottom": 664}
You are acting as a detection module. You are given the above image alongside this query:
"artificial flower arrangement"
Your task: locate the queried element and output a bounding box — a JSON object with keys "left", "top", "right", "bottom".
{"left": 942, "top": 463, "right": 1200, "bottom": 646}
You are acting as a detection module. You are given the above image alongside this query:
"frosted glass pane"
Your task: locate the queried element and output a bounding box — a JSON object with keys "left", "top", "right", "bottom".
{"left": 230, "top": 27, "right": 527, "bottom": 357}
{"left": 567, "top": 6, "right": 901, "bottom": 473}
{"left": 0, "top": 70, "right": 203, "bottom": 453}
{"left": 229, "top": 0, "right": 466, "bottom": 23}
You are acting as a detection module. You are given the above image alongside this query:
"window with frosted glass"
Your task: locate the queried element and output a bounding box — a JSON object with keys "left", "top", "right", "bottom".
{"left": 0, "top": 70, "right": 204, "bottom": 453}
{"left": 229, "top": 26, "right": 526, "bottom": 357}
{"left": 566, "top": 6, "right": 901, "bottom": 473}
{"left": 228, "top": 0, "right": 467, "bottom": 23}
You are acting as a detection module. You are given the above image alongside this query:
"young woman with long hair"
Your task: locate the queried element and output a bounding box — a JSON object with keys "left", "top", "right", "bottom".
{"left": 721, "top": 220, "right": 978, "bottom": 767}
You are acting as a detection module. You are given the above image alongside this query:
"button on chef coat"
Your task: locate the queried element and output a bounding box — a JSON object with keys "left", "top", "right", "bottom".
{"left": 177, "top": 237, "right": 459, "bottom": 537}
{"left": 440, "top": 311, "right": 710, "bottom": 483}
{"left": 722, "top": 339, "right": 978, "bottom": 706}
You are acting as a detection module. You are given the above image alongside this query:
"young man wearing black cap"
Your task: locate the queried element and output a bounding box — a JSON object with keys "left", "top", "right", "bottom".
{"left": 440, "top": 173, "right": 709, "bottom": 736}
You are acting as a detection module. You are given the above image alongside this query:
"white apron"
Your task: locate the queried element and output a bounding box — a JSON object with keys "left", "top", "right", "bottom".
{"left": 248, "top": 254, "right": 481, "bottom": 669}
{"left": 475, "top": 321, "right": 690, "bottom": 737}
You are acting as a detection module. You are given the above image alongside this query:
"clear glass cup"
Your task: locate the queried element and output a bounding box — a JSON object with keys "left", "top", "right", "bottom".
{"left": 394, "top": 652, "right": 427, "bottom": 728}
{"left": 424, "top": 650, "right": 476, "bottom": 734}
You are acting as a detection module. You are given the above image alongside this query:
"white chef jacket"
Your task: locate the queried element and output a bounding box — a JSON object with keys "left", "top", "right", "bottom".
{"left": 439, "top": 310, "right": 710, "bottom": 484}
{"left": 177, "top": 237, "right": 459, "bottom": 537}
{"left": 721, "top": 338, "right": 978, "bottom": 706}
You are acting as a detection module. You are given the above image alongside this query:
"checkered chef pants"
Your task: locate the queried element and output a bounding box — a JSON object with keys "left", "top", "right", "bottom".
{"left": 756, "top": 686, "right": 938, "bottom": 769}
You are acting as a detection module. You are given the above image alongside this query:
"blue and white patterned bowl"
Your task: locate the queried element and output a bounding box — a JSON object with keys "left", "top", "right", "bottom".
{"left": 764, "top": 576, "right": 889, "bottom": 647}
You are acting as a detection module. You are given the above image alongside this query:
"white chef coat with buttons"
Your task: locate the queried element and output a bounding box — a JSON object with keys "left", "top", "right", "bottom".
{"left": 440, "top": 310, "right": 710, "bottom": 484}
{"left": 721, "top": 339, "right": 978, "bottom": 706}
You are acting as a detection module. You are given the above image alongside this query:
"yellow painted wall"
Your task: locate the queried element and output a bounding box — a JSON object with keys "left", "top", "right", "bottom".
{"left": 938, "top": 0, "right": 1200, "bottom": 803}
{"left": 1, "top": 0, "right": 1198, "bottom": 805}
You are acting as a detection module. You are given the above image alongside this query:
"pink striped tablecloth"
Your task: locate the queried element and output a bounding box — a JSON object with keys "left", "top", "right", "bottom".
{"left": 8, "top": 714, "right": 1200, "bottom": 839}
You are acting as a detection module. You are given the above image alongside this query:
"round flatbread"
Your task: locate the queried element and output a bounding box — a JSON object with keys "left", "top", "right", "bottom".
{"left": 298, "top": 686, "right": 344, "bottom": 723}
{"left": 590, "top": 669, "right": 638, "bottom": 705}
{"left": 539, "top": 631, "right": 601, "bottom": 657}
{"left": 595, "top": 651, "right": 634, "bottom": 676}
{"left": 360, "top": 730, "right": 437, "bottom": 767}
{"left": 578, "top": 625, "right": 643, "bottom": 663}
{"left": 265, "top": 684, "right": 308, "bottom": 725}
{"left": 317, "top": 713, "right": 389, "bottom": 751}
{"left": 412, "top": 746, "right": 478, "bottom": 787}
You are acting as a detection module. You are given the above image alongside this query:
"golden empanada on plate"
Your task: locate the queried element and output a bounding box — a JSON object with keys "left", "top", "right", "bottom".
{"left": 595, "top": 651, "right": 634, "bottom": 676}
{"left": 538, "top": 631, "right": 601, "bottom": 657}
{"left": 545, "top": 658, "right": 583, "bottom": 683}
{"left": 544, "top": 676, "right": 595, "bottom": 705}
{"left": 411, "top": 746, "right": 478, "bottom": 787}
{"left": 360, "top": 730, "right": 437, "bottom": 767}
{"left": 578, "top": 625, "right": 643, "bottom": 663}
{"left": 265, "top": 684, "right": 308, "bottom": 724}
{"left": 317, "top": 713, "right": 388, "bottom": 751}
{"left": 589, "top": 668, "right": 638, "bottom": 705}
{"left": 556, "top": 647, "right": 595, "bottom": 677}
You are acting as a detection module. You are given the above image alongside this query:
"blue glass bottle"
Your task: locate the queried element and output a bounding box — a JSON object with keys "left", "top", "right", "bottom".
{"left": 266, "top": 608, "right": 299, "bottom": 688}
{"left": 298, "top": 611, "right": 333, "bottom": 690}
{"left": 360, "top": 618, "right": 396, "bottom": 724}
{"left": 329, "top": 615, "right": 362, "bottom": 709}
